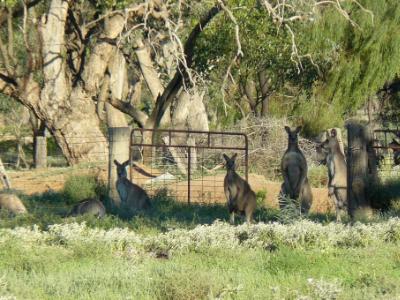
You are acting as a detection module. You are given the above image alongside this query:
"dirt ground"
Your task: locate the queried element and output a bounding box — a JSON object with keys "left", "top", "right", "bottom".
{"left": 6, "top": 165, "right": 334, "bottom": 213}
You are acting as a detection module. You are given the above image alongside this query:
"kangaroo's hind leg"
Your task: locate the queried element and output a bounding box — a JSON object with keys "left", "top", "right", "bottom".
{"left": 328, "top": 185, "right": 340, "bottom": 222}
{"left": 334, "top": 187, "right": 347, "bottom": 222}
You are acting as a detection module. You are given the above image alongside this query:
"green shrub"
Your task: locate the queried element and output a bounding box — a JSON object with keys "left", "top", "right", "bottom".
{"left": 63, "top": 175, "right": 98, "bottom": 204}
{"left": 256, "top": 190, "right": 267, "bottom": 208}
{"left": 308, "top": 164, "right": 328, "bottom": 188}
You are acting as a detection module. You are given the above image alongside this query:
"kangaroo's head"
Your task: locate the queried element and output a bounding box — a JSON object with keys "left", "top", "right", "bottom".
{"left": 284, "top": 126, "right": 302, "bottom": 148}
{"left": 319, "top": 129, "right": 340, "bottom": 154}
{"left": 114, "top": 159, "right": 129, "bottom": 178}
{"left": 223, "top": 153, "right": 238, "bottom": 171}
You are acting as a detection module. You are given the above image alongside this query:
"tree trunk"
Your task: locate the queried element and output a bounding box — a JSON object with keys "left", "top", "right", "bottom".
{"left": 44, "top": 89, "right": 108, "bottom": 164}
{"left": 107, "top": 49, "right": 129, "bottom": 127}
{"left": 38, "top": 0, "right": 108, "bottom": 164}
{"left": 347, "top": 121, "right": 371, "bottom": 217}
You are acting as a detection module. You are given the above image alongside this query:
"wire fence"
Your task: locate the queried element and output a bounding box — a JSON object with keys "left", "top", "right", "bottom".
{"left": 0, "top": 135, "right": 108, "bottom": 194}
{"left": 373, "top": 129, "right": 400, "bottom": 180}
{"left": 129, "top": 129, "right": 248, "bottom": 204}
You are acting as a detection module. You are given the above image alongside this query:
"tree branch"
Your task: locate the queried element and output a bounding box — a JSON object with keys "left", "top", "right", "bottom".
{"left": 151, "top": 4, "right": 222, "bottom": 128}
{"left": 0, "top": 0, "right": 43, "bottom": 26}
{"left": 0, "top": 72, "right": 17, "bottom": 87}
{"left": 134, "top": 38, "right": 164, "bottom": 102}
{"left": 0, "top": 34, "right": 13, "bottom": 76}
{"left": 108, "top": 97, "right": 148, "bottom": 128}
{"left": 7, "top": 6, "right": 15, "bottom": 66}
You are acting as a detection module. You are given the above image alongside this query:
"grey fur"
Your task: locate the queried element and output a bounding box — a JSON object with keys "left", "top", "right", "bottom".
{"left": 280, "top": 126, "right": 313, "bottom": 213}
{"left": 223, "top": 153, "right": 256, "bottom": 224}
{"left": 114, "top": 159, "right": 151, "bottom": 212}
{"left": 68, "top": 198, "right": 106, "bottom": 218}
{"left": 0, "top": 193, "right": 27, "bottom": 214}
{"left": 318, "top": 128, "right": 347, "bottom": 222}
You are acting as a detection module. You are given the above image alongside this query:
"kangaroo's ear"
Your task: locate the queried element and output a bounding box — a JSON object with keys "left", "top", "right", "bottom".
{"left": 113, "top": 160, "right": 120, "bottom": 166}
{"left": 231, "top": 153, "right": 238, "bottom": 160}
{"left": 284, "top": 126, "right": 291, "bottom": 134}
{"left": 295, "top": 126, "right": 302, "bottom": 134}
{"left": 122, "top": 160, "right": 130, "bottom": 167}
{"left": 223, "top": 154, "right": 229, "bottom": 162}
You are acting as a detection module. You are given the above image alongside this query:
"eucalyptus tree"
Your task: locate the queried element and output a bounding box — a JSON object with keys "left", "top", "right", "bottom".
{"left": 0, "top": 0, "right": 219, "bottom": 164}
{"left": 0, "top": 0, "right": 372, "bottom": 164}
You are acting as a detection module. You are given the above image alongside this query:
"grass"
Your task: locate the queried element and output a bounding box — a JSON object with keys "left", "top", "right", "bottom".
{"left": 0, "top": 175, "right": 400, "bottom": 299}
{"left": 0, "top": 238, "right": 399, "bottom": 299}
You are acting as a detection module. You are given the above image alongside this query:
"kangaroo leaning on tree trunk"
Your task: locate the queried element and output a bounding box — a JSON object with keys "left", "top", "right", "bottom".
{"left": 280, "top": 126, "right": 313, "bottom": 213}
{"left": 114, "top": 160, "right": 151, "bottom": 212}
{"left": 223, "top": 153, "right": 256, "bottom": 224}
{"left": 318, "top": 128, "right": 348, "bottom": 222}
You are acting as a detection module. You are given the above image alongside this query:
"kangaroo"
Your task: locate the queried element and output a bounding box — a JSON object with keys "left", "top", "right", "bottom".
{"left": 280, "top": 126, "right": 313, "bottom": 213}
{"left": 114, "top": 159, "right": 151, "bottom": 212}
{"left": 223, "top": 153, "right": 256, "bottom": 224}
{"left": 0, "top": 193, "right": 27, "bottom": 215}
{"left": 319, "top": 128, "right": 347, "bottom": 222}
{"left": 68, "top": 198, "right": 106, "bottom": 218}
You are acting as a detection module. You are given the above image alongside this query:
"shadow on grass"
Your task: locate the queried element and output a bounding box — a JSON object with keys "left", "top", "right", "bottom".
{"left": 0, "top": 186, "right": 342, "bottom": 233}
{"left": 368, "top": 178, "right": 400, "bottom": 211}
{"left": 0, "top": 188, "right": 285, "bottom": 232}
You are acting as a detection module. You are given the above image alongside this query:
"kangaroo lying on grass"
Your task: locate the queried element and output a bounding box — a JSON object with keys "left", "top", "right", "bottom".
{"left": 280, "top": 126, "right": 313, "bottom": 213}
{"left": 319, "top": 128, "right": 347, "bottom": 222}
{"left": 223, "top": 153, "right": 256, "bottom": 224}
{"left": 68, "top": 198, "right": 106, "bottom": 218}
{"left": 114, "top": 160, "right": 151, "bottom": 212}
{"left": 0, "top": 193, "right": 27, "bottom": 215}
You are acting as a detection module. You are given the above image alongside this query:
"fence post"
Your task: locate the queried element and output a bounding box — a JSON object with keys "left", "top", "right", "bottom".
{"left": 34, "top": 136, "right": 47, "bottom": 168}
{"left": 108, "top": 127, "right": 130, "bottom": 207}
{"left": 0, "top": 158, "right": 11, "bottom": 189}
{"left": 346, "top": 121, "right": 370, "bottom": 217}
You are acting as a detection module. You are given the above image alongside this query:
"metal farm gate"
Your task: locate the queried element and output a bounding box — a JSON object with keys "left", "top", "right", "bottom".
{"left": 128, "top": 129, "right": 248, "bottom": 204}
{"left": 372, "top": 129, "right": 400, "bottom": 179}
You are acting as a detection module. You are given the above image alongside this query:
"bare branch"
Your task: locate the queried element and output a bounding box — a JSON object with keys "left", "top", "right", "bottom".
{"left": 7, "top": 6, "right": 15, "bottom": 65}
{"left": 134, "top": 38, "right": 164, "bottom": 102}
{"left": 0, "top": 34, "right": 13, "bottom": 76}
{"left": 21, "top": 0, "right": 33, "bottom": 72}
{"left": 150, "top": 4, "right": 222, "bottom": 128}
{"left": 108, "top": 97, "right": 148, "bottom": 128}
{"left": 218, "top": 0, "right": 243, "bottom": 58}
{"left": 259, "top": 0, "right": 373, "bottom": 73}
{"left": 0, "top": 0, "right": 42, "bottom": 26}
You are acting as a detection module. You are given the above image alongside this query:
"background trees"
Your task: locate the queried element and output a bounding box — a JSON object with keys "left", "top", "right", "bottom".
{"left": 0, "top": 0, "right": 399, "bottom": 166}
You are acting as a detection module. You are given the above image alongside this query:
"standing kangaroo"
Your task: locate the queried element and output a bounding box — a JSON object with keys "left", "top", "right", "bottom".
{"left": 114, "top": 160, "right": 151, "bottom": 212}
{"left": 280, "top": 126, "right": 313, "bottom": 213}
{"left": 223, "top": 153, "right": 256, "bottom": 224}
{"left": 319, "top": 128, "right": 347, "bottom": 222}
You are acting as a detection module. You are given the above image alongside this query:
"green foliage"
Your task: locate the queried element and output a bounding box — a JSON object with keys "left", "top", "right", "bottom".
{"left": 308, "top": 164, "right": 329, "bottom": 188}
{"left": 310, "top": 0, "right": 400, "bottom": 117}
{"left": 62, "top": 175, "right": 98, "bottom": 204}
{"left": 256, "top": 189, "right": 267, "bottom": 208}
